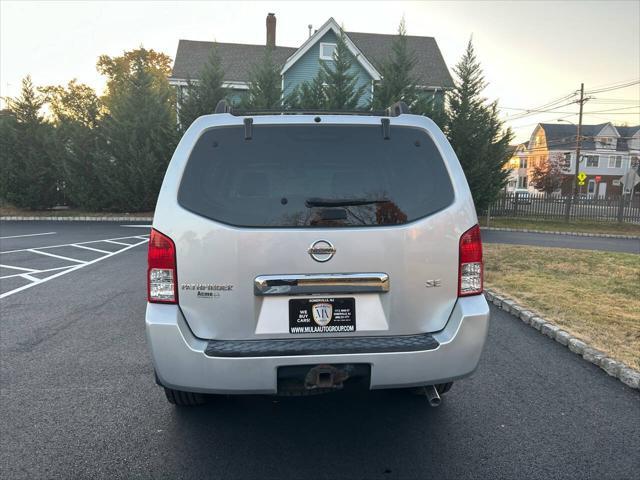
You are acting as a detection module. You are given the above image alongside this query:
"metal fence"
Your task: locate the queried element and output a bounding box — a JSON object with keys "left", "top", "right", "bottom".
{"left": 485, "top": 192, "right": 640, "bottom": 223}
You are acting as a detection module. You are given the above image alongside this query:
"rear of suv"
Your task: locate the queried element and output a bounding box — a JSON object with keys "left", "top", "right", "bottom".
{"left": 146, "top": 101, "right": 490, "bottom": 406}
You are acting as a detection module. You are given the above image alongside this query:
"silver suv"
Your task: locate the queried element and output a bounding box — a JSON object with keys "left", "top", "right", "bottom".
{"left": 146, "top": 102, "right": 489, "bottom": 406}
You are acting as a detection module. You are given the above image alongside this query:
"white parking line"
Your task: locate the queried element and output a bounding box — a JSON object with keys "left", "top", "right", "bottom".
{"left": 0, "top": 265, "right": 73, "bottom": 280}
{"left": 120, "top": 225, "right": 152, "bottom": 228}
{"left": 0, "top": 232, "right": 56, "bottom": 240}
{"left": 0, "top": 263, "right": 38, "bottom": 273}
{"left": 1, "top": 234, "right": 149, "bottom": 255}
{"left": 20, "top": 273, "right": 40, "bottom": 282}
{"left": 27, "top": 249, "right": 87, "bottom": 264}
{"left": 71, "top": 244, "right": 111, "bottom": 254}
{"left": 0, "top": 234, "right": 149, "bottom": 299}
{"left": 103, "top": 240, "right": 131, "bottom": 246}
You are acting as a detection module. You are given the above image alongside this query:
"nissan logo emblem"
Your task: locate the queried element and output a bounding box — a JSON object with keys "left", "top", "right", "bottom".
{"left": 308, "top": 240, "right": 336, "bottom": 262}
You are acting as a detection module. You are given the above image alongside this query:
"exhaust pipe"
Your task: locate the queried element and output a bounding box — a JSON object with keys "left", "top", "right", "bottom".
{"left": 423, "top": 385, "right": 441, "bottom": 407}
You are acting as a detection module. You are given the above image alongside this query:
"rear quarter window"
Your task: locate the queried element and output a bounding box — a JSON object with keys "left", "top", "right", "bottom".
{"left": 178, "top": 124, "right": 454, "bottom": 228}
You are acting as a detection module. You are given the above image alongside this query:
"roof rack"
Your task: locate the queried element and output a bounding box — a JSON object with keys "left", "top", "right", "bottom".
{"left": 213, "top": 100, "right": 410, "bottom": 117}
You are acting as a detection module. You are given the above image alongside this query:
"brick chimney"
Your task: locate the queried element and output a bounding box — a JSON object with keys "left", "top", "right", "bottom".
{"left": 266, "top": 13, "right": 276, "bottom": 47}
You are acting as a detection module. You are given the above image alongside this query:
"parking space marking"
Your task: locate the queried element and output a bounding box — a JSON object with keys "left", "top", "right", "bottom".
{"left": 103, "top": 239, "right": 131, "bottom": 246}
{"left": 1, "top": 234, "right": 150, "bottom": 255}
{"left": 0, "top": 263, "right": 38, "bottom": 273}
{"left": 27, "top": 249, "right": 88, "bottom": 264}
{"left": 0, "top": 232, "right": 56, "bottom": 240}
{"left": 71, "top": 244, "right": 112, "bottom": 254}
{"left": 0, "top": 265, "right": 73, "bottom": 280}
{"left": 0, "top": 234, "right": 149, "bottom": 299}
{"left": 19, "top": 273, "right": 40, "bottom": 282}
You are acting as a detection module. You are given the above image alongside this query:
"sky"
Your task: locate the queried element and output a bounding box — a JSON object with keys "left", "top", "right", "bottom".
{"left": 1, "top": 0, "right": 639, "bottom": 142}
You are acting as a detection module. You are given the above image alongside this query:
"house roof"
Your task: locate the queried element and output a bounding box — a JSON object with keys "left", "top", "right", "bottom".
{"left": 538, "top": 123, "right": 640, "bottom": 152}
{"left": 345, "top": 31, "right": 454, "bottom": 88}
{"left": 170, "top": 23, "right": 454, "bottom": 89}
{"left": 171, "top": 40, "right": 297, "bottom": 83}
{"left": 615, "top": 125, "right": 640, "bottom": 151}
{"left": 539, "top": 123, "right": 608, "bottom": 151}
{"left": 280, "top": 18, "right": 381, "bottom": 81}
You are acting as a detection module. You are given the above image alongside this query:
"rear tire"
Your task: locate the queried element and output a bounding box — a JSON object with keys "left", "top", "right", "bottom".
{"left": 164, "top": 387, "right": 206, "bottom": 406}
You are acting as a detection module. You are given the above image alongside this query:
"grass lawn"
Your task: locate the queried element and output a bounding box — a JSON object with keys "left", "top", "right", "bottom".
{"left": 484, "top": 244, "right": 640, "bottom": 369}
{"left": 0, "top": 206, "right": 153, "bottom": 218}
{"left": 482, "top": 217, "right": 640, "bottom": 236}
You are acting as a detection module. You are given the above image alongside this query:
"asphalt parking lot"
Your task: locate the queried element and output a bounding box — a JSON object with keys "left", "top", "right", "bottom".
{"left": 1, "top": 222, "right": 639, "bottom": 479}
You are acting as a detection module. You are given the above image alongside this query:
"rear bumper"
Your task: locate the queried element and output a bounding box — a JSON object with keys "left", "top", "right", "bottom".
{"left": 146, "top": 295, "right": 490, "bottom": 394}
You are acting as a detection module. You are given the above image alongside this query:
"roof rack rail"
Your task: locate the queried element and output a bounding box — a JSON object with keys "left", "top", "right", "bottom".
{"left": 212, "top": 99, "right": 411, "bottom": 117}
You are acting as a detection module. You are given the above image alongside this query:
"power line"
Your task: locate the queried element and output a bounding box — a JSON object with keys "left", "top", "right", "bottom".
{"left": 504, "top": 100, "right": 579, "bottom": 122}
{"left": 590, "top": 98, "right": 640, "bottom": 104}
{"left": 502, "top": 105, "right": 639, "bottom": 115}
{"left": 502, "top": 91, "right": 578, "bottom": 121}
{"left": 584, "top": 105, "right": 640, "bottom": 113}
{"left": 585, "top": 79, "right": 639, "bottom": 94}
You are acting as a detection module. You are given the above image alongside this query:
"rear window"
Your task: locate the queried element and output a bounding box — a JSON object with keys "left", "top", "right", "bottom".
{"left": 178, "top": 124, "right": 454, "bottom": 228}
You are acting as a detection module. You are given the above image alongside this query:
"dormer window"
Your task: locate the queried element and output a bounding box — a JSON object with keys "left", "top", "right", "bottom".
{"left": 319, "top": 42, "right": 337, "bottom": 60}
{"left": 598, "top": 137, "right": 614, "bottom": 149}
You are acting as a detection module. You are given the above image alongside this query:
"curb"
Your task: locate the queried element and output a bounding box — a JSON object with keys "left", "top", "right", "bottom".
{"left": 482, "top": 226, "right": 640, "bottom": 240}
{"left": 0, "top": 216, "right": 153, "bottom": 222}
{"left": 484, "top": 289, "right": 640, "bottom": 390}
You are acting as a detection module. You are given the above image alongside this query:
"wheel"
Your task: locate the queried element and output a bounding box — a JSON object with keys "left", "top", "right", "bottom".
{"left": 164, "top": 387, "right": 206, "bottom": 406}
{"left": 436, "top": 382, "right": 453, "bottom": 394}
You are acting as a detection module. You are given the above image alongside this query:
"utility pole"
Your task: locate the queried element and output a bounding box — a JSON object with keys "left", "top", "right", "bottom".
{"left": 565, "top": 83, "right": 585, "bottom": 221}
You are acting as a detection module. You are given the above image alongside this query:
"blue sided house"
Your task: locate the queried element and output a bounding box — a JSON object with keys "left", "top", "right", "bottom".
{"left": 169, "top": 14, "right": 453, "bottom": 108}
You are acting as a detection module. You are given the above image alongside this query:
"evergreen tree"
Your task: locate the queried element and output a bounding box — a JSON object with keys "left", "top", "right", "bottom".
{"left": 178, "top": 46, "right": 226, "bottom": 131}
{"left": 0, "top": 111, "right": 18, "bottom": 203}
{"left": 413, "top": 93, "right": 448, "bottom": 129}
{"left": 371, "top": 19, "right": 418, "bottom": 109}
{"left": 320, "top": 31, "right": 367, "bottom": 110}
{"left": 284, "top": 75, "right": 326, "bottom": 110}
{"left": 100, "top": 49, "right": 177, "bottom": 211}
{"left": 242, "top": 47, "right": 282, "bottom": 109}
{"left": 2, "top": 76, "right": 61, "bottom": 209}
{"left": 446, "top": 39, "right": 513, "bottom": 211}
{"left": 43, "top": 80, "right": 111, "bottom": 210}
{"left": 286, "top": 29, "right": 366, "bottom": 110}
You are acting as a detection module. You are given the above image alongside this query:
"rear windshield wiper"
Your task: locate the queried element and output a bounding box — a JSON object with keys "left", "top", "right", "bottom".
{"left": 305, "top": 197, "right": 391, "bottom": 208}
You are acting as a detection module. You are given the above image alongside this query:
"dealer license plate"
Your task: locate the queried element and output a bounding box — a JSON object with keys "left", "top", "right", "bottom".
{"left": 289, "top": 297, "right": 356, "bottom": 334}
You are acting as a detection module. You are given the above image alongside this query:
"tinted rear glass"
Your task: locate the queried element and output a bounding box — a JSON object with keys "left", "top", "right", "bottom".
{"left": 178, "top": 124, "right": 454, "bottom": 228}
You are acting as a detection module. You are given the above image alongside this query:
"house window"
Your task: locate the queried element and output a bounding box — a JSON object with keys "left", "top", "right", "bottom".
{"left": 598, "top": 137, "right": 614, "bottom": 148}
{"left": 585, "top": 155, "right": 599, "bottom": 167}
{"left": 520, "top": 157, "right": 528, "bottom": 168}
{"left": 319, "top": 42, "right": 337, "bottom": 60}
{"left": 518, "top": 176, "right": 528, "bottom": 188}
{"left": 608, "top": 155, "right": 622, "bottom": 168}
{"left": 587, "top": 179, "right": 596, "bottom": 194}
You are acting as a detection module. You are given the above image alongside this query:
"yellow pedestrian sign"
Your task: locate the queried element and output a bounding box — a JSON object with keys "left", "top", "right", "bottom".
{"left": 577, "top": 171, "right": 587, "bottom": 186}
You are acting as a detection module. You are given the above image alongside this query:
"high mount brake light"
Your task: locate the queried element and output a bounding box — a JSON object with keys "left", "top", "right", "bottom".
{"left": 458, "top": 224, "right": 483, "bottom": 297}
{"left": 147, "top": 229, "right": 178, "bottom": 304}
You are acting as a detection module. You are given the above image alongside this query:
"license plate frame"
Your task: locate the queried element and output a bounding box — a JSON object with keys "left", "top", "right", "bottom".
{"left": 289, "top": 297, "right": 356, "bottom": 334}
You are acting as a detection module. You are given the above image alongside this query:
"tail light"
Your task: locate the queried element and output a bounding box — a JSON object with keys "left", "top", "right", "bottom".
{"left": 458, "top": 224, "right": 483, "bottom": 297}
{"left": 148, "top": 229, "right": 178, "bottom": 303}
